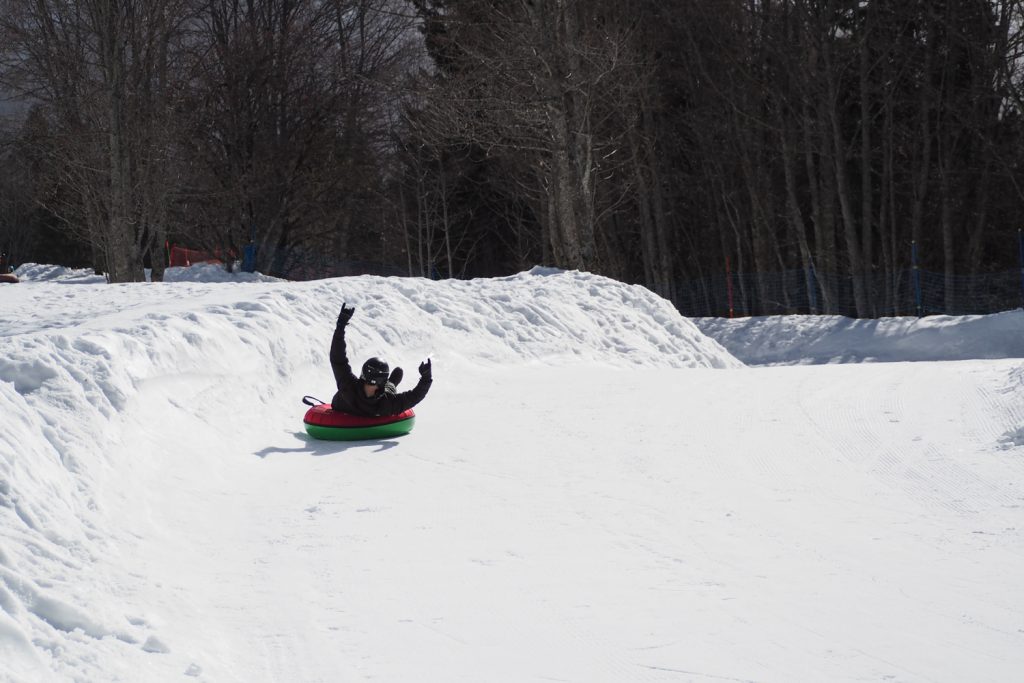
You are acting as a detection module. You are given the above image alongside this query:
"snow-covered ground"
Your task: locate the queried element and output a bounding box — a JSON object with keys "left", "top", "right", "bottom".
{"left": 696, "top": 312, "right": 1024, "bottom": 365}
{"left": 1, "top": 264, "right": 1023, "bottom": 683}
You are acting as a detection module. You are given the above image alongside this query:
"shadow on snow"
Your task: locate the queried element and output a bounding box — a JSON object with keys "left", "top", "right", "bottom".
{"left": 253, "top": 431, "right": 406, "bottom": 458}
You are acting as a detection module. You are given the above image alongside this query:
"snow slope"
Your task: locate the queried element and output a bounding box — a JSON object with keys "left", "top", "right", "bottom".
{"left": 1, "top": 265, "right": 1023, "bottom": 682}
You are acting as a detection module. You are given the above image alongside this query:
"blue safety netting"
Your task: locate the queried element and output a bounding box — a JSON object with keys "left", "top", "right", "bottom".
{"left": 672, "top": 268, "right": 1024, "bottom": 318}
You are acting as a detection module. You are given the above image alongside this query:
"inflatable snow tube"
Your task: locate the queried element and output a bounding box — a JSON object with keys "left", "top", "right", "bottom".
{"left": 303, "top": 405, "right": 415, "bottom": 441}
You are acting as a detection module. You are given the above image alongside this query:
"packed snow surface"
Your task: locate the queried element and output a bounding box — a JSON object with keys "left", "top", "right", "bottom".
{"left": 1, "top": 263, "right": 1023, "bottom": 682}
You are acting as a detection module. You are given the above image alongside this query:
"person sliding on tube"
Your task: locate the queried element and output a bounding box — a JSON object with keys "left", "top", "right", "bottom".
{"left": 330, "top": 303, "right": 432, "bottom": 417}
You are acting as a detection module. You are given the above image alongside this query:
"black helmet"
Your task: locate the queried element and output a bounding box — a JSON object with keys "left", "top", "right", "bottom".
{"left": 360, "top": 357, "right": 390, "bottom": 386}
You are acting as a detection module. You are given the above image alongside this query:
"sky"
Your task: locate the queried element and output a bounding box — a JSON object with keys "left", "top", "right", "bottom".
{"left": 1, "top": 262, "right": 1023, "bottom": 683}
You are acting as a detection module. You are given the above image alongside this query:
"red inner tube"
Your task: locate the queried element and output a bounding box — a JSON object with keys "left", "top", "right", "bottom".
{"left": 303, "top": 404, "right": 415, "bottom": 427}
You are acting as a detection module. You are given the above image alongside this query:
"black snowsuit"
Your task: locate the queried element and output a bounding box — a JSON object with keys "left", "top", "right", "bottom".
{"left": 330, "top": 319, "right": 432, "bottom": 416}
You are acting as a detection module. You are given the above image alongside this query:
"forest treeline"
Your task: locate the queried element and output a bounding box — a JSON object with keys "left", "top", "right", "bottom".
{"left": 2, "top": 0, "right": 1024, "bottom": 317}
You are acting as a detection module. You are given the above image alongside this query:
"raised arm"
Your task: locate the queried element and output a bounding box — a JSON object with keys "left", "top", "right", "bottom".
{"left": 330, "top": 304, "right": 357, "bottom": 388}
{"left": 381, "top": 358, "right": 433, "bottom": 414}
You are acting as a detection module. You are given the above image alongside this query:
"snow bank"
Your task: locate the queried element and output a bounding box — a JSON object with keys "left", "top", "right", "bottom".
{"left": 13, "top": 261, "right": 281, "bottom": 284}
{"left": 696, "top": 310, "right": 1024, "bottom": 365}
{"left": 160, "top": 263, "right": 281, "bottom": 283}
{"left": 13, "top": 263, "right": 107, "bottom": 284}
{"left": 0, "top": 267, "right": 738, "bottom": 680}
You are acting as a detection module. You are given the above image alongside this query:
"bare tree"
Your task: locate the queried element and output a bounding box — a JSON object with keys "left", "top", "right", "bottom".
{"left": 179, "top": 0, "right": 420, "bottom": 277}
{"left": 412, "top": 0, "right": 642, "bottom": 273}
{"left": 0, "top": 0, "right": 191, "bottom": 282}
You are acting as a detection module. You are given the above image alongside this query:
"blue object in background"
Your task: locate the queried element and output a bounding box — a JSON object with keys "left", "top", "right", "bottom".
{"left": 242, "top": 243, "right": 256, "bottom": 273}
{"left": 912, "top": 240, "right": 922, "bottom": 317}
{"left": 806, "top": 264, "right": 818, "bottom": 314}
{"left": 1018, "top": 229, "right": 1024, "bottom": 309}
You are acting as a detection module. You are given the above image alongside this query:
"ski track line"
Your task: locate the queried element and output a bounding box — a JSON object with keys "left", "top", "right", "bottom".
{"left": 639, "top": 664, "right": 762, "bottom": 683}
{"left": 909, "top": 366, "right": 1024, "bottom": 514}
{"left": 796, "top": 364, "right": 991, "bottom": 516}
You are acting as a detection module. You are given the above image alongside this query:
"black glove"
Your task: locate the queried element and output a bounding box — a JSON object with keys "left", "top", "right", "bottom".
{"left": 418, "top": 358, "right": 432, "bottom": 381}
{"left": 337, "top": 303, "right": 355, "bottom": 326}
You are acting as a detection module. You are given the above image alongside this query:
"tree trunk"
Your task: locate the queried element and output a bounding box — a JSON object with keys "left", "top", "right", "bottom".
{"left": 939, "top": 160, "right": 955, "bottom": 314}
{"left": 859, "top": 9, "right": 875, "bottom": 315}
{"left": 549, "top": 118, "right": 585, "bottom": 270}
{"left": 910, "top": 28, "right": 934, "bottom": 262}
{"left": 824, "top": 39, "right": 868, "bottom": 317}
{"left": 804, "top": 98, "right": 836, "bottom": 314}
{"left": 878, "top": 96, "right": 896, "bottom": 314}
{"left": 780, "top": 117, "right": 815, "bottom": 310}
{"left": 629, "top": 95, "right": 673, "bottom": 299}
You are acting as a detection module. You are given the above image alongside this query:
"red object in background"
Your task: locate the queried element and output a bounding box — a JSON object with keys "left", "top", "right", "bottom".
{"left": 168, "top": 245, "right": 222, "bottom": 267}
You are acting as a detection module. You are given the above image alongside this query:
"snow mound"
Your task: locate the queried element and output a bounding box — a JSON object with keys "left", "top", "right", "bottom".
{"left": 14, "top": 261, "right": 282, "bottom": 284}
{"left": 999, "top": 426, "right": 1024, "bottom": 450}
{"left": 14, "top": 262, "right": 106, "bottom": 284}
{"left": 697, "top": 311, "right": 1024, "bottom": 364}
{"left": 0, "top": 268, "right": 738, "bottom": 679}
{"left": 3, "top": 268, "right": 740, "bottom": 369}
{"left": 161, "top": 262, "right": 281, "bottom": 283}
{"left": 403, "top": 269, "right": 740, "bottom": 369}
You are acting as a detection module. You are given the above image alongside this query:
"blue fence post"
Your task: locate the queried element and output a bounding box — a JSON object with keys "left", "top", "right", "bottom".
{"left": 726, "top": 255, "right": 735, "bottom": 318}
{"left": 806, "top": 264, "right": 818, "bottom": 314}
{"left": 912, "top": 240, "right": 923, "bottom": 317}
{"left": 242, "top": 223, "right": 256, "bottom": 273}
{"left": 1019, "top": 229, "right": 1024, "bottom": 310}
{"left": 242, "top": 244, "right": 256, "bottom": 273}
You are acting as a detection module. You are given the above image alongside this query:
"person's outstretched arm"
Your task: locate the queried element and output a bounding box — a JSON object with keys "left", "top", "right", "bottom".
{"left": 330, "top": 304, "right": 357, "bottom": 390}
{"left": 380, "top": 358, "right": 433, "bottom": 414}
